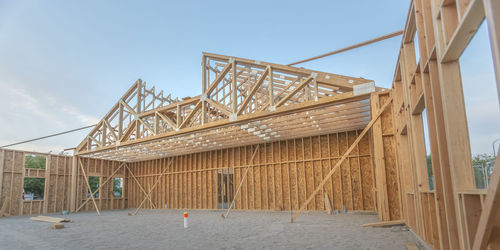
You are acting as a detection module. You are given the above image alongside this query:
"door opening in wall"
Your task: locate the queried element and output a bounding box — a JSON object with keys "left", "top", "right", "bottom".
{"left": 217, "top": 168, "right": 234, "bottom": 209}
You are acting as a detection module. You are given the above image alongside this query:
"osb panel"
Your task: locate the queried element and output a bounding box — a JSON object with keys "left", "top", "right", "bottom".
{"left": 383, "top": 136, "right": 400, "bottom": 220}
{"left": 127, "top": 130, "right": 375, "bottom": 212}
{"left": 380, "top": 94, "right": 394, "bottom": 135}
{"left": 360, "top": 157, "right": 375, "bottom": 210}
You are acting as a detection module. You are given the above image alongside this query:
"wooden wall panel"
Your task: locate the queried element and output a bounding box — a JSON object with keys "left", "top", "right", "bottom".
{"left": 372, "top": 91, "right": 402, "bottom": 221}
{"left": 75, "top": 157, "right": 126, "bottom": 212}
{"left": 127, "top": 130, "right": 375, "bottom": 212}
{"left": 0, "top": 149, "right": 80, "bottom": 216}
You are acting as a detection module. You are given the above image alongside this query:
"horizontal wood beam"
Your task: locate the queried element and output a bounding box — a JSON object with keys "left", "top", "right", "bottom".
{"left": 441, "top": 0, "right": 485, "bottom": 62}
{"left": 288, "top": 30, "right": 404, "bottom": 66}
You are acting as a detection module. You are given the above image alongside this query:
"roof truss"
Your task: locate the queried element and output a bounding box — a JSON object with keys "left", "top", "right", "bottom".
{"left": 76, "top": 53, "right": 375, "bottom": 162}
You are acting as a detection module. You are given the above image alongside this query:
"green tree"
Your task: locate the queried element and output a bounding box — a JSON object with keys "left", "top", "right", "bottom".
{"left": 23, "top": 178, "right": 45, "bottom": 199}
{"left": 473, "top": 154, "right": 495, "bottom": 189}
{"left": 426, "top": 155, "right": 434, "bottom": 190}
{"left": 113, "top": 178, "right": 123, "bottom": 198}
{"left": 25, "top": 155, "right": 46, "bottom": 169}
{"left": 88, "top": 176, "right": 100, "bottom": 198}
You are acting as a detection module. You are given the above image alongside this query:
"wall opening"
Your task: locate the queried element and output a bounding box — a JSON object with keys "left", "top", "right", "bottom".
{"left": 113, "top": 177, "right": 123, "bottom": 198}
{"left": 88, "top": 176, "right": 100, "bottom": 198}
{"left": 25, "top": 154, "right": 46, "bottom": 169}
{"left": 217, "top": 168, "right": 234, "bottom": 209}
{"left": 421, "top": 109, "right": 434, "bottom": 190}
{"left": 459, "top": 21, "right": 500, "bottom": 188}
{"left": 23, "top": 177, "right": 45, "bottom": 200}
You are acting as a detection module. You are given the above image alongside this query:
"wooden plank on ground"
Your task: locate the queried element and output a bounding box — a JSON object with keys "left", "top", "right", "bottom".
{"left": 405, "top": 242, "right": 419, "bottom": 250}
{"left": 363, "top": 220, "right": 405, "bottom": 227}
{"left": 51, "top": 223, "right": 64, "bottom": 229}
{"left": 30, "top": 216, "right": 71, "bottom": 223}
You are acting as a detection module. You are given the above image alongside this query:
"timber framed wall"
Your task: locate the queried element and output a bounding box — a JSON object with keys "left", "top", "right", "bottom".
{"left": 391, "top": 0, "right": 500, "bottom": 249}
{"left": 0, "top": 149, "right": 73, "bottom": 216}
{"left": 75, "top": 157, "right": 127, "bottom": 212}
{"left": 127, "top": 130, "right": 376, "bottom": 212}
{"left": 0, "top": 149, "right": 72, "bottom": 216}
{"left": 0, "top": 148, "right": 126, "bottom": 217}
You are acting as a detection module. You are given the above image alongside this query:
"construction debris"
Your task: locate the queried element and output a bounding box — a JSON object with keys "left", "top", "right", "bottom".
{"left": 362, "top": 220, "right": 405, "bottom": 227}
{"left": 51, "top": 223, "right": 64, "bottom": 229}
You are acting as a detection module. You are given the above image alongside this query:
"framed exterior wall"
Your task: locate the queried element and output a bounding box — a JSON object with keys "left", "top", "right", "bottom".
{"left": 126, "top": 130, "right": 376, "bottom": 212}
{"left": 0, "top": 149, "right": 126, "bottom": 217}
{"left": 0, "top": 149, "right": 73, "bottom": 216}
{"left": 75, "top": 157, "right": 127, "bottom": 212}
{"left": 391, "top": 0, "right": 500, "bottom": 249}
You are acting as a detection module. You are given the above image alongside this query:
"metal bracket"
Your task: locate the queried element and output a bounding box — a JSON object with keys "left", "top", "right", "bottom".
{"left": 229, "top": 113, "right": 237, "bottom": 122}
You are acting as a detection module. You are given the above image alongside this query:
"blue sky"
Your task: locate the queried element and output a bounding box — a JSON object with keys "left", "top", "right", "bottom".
{"left": 0, "top": 0, "right": 498, "bottom": 155}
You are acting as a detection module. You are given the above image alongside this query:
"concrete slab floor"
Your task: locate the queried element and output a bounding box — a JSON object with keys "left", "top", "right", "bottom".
{"left": 0, "top": 209, "right": 428, "bottom": 250}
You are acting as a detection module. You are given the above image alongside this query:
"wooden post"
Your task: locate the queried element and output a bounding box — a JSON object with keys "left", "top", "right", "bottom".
{"left": 70, "top": 155, "right": 78, "bottom": 212}
{"left": 0, "top": 149, "right": 4, "bottom": 207}
{"left": 42, "top": 155, "right": 50, "bottom": 214}
{"left": 268, "top": 66, "right": 274, "bottom": 108}
{"left": 202, "top": 55, "right": 207, "bottom": 93}
{"left": 232, "top": 61, "right": 237, "bottom": 113}
{"left": 484, "top": 0, "right": 500, "bottom": 106}
{"left": 371, "top": 93, "right": 390, "bottom": 221}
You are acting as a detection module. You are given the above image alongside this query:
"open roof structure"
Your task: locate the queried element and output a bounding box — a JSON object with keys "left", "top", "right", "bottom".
{"left": 76, "top": 53, "right": 380, "bottom": 162}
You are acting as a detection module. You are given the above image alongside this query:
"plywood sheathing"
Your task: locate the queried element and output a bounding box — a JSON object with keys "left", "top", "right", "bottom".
{"left": 126, "top": 130, "right": 374, "bottom": 211}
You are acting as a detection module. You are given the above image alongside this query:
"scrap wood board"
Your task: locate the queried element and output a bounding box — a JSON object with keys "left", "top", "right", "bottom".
{"left": 30, "top": 216, "right": 71, "bottom": 223}
{"left": 362, "top": 219, "right": 405, "bottom": 227}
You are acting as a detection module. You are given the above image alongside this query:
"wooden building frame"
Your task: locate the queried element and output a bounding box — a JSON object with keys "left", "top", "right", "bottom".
{"left": 0, "top": 1, "right": 499, "bottom": 249}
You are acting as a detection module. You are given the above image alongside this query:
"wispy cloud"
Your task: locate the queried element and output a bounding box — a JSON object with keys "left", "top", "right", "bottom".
{"left": 0, "top": 80, "right": 100, "bottom": 151}
{"left": 60, "top": 104, "right": 100, "bottom": 125}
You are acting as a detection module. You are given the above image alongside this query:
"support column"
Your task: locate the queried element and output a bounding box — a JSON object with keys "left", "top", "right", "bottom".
{"left": 70, "top": 154, "right": 78, "bottom": 212}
